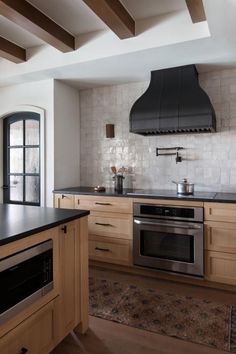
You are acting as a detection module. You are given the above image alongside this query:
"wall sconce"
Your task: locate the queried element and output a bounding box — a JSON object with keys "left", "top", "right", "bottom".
{"left": 106, "top": 124, "right": 115, "bottom": 138}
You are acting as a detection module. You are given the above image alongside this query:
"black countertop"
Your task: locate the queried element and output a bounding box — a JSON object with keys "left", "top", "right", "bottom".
{"left": 0, "top": 204, "right": 89, "bottom": 246}
{"left": 53, "top": 186, "right": 236, "bottom": 203}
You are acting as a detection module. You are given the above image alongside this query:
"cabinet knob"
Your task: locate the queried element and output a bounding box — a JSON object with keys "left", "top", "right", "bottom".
{"left": 20, "top": 348, "right": 28, "bottom": 354}
{"left": 61, "top": 194, "right": 66, "bottom": 199}
{"left": 61, "top": 225, "right": 67, "bottom": 234}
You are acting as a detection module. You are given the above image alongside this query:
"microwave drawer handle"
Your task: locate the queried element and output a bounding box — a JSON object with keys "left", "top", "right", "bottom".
{"left": 95, "top": 247, "right": 110, "bottom": 252}
{"left": 95, "top": 202, "right": 112, "bottom": 206}
{"left": 134, "top": 219, "right": 201, "bottom": 229}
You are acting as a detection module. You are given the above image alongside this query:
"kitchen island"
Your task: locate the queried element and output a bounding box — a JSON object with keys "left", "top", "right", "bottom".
{"left": 0, "top": 204, "right": 89, "bottom": 354}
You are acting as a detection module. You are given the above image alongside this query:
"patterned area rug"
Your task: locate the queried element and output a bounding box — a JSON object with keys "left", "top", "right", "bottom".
{"left": 89, "top": 276, "right": 236, "bottom": 352}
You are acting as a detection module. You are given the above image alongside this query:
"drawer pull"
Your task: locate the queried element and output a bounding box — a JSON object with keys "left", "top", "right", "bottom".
{"left": 21, "top": 348, "right": 28, "bottom": 354}
{"left": 95, "top": 247, "right": 110, "bottom": 252}
{"left": 61, "top": 194, "right": 66, "bottom": 199}
{"left": 95, "top": 222, "right": 113, "bottom": 227}
{"left": 95, "top": 202, "right": 112, "bottom": 206}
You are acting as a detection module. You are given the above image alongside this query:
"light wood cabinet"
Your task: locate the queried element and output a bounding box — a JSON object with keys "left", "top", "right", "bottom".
{"left": 89, "top": 235, "right": 132, "bottom": 265}
{"left": 0, "top": 300, "right": 56, "bottom": 354}
{"left": 0, "top": 217, "right": 89, "bottom": 352}
{"left": 204, "top": 203, "right": 236, "bottom": 285}
{"left": 205, "top": 250, "right": 236, "bottom": 285}
{"left": 74, "top": 195, "right": 133, "bottom": 214}
{"left": 54, "top": 194, "right": 134, "bottom": 266}
{"left": 58, "top": 221, "right": 76, "bottom": 337}
{"left": 88, "top": 211, "right": 132, "bottom": 240}
{"left": 57, "top": 218, "right": 89, "bottom": 340}
{"left": 54, "top": 193, "right": 74, "bottom": 209}
{"left": 205, "top": 221, "right": 236, "bottom": 253}
{"left": 204, "top": 202, "right": 236, "bottom": 223}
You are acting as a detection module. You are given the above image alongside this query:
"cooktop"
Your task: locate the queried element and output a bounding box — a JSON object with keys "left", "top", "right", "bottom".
{"left": 127, "top": 189, "right": 216, "bottom": 199}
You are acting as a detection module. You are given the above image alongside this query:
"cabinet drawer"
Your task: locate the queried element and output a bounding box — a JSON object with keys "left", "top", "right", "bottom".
{"left": 205, "top": 221, "right": 236, "bottom": 252}
{"left": 205, "top": 251, "right": 236, "bottom": 285}
{"left": 0, "top": 300, "right": 56, "bottom": 354}
{"left": 54, "top": 193, "right": 74, "bottom": 209}
{"left": 204, "top": 203, "right": 236, "bottom": 222}
{"left": 88, "top": 212, "right": 132, "bottom": 240}
{"left": 75, "top": 195, "right": 132, "bottom": 214}
{"left": 89, "top": 236, "right": 132, "bottom": 265}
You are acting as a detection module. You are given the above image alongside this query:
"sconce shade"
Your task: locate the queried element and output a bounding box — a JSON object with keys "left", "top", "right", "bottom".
{"left": 106, "top": 124, "right": 115, "bottom": 138}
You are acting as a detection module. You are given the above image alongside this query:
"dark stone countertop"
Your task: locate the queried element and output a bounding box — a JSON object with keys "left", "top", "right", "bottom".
{"left": 0, "top": 204, "right": 89, "bottom": 246}
{"left": 53, "top": 186, "right": 236, "bottom": 203}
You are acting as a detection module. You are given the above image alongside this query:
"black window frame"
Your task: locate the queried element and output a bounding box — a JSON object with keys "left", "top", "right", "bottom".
{"left": 3, "top": 112, "right": 41, "bottom": 206}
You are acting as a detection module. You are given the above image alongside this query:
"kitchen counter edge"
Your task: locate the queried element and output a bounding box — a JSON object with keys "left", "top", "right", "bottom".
{"left": 53, "top": 187, "right": 236, "bottom": 204}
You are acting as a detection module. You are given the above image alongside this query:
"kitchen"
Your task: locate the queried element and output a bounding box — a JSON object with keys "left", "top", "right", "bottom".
{"left": 1, "top": 1, "right": 236, "bottom": 354}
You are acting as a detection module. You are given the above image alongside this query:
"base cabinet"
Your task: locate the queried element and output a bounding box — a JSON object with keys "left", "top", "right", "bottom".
{"left": 205, "top": 250, "right": 236, "bottom": 285}
{"left": 0, "top": 300, "right": 56, "bottom": 354}
{"left": 0, "top": 217, "right": 89, "bottom": 353}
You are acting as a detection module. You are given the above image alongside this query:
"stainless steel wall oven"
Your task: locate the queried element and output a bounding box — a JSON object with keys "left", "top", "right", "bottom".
{"left": 0, "top": 239, "right": 53, "bottom": 324}
{"left": 133, "top": 203, "right": 204, "bottom": 277}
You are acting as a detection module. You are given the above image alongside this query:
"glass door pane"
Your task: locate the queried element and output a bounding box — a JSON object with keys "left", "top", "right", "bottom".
{"left": 10, "top": 148, "right": 23, "bottom": 173}
{"left": 3, "top": 112, "right": 40, "bottom": 206}
{"left": 25, "top": 120, "right": 39, "bottom": 145}
{"left": 25, "top": 148, "right": 40, "bottom": 173}
{"left": 25, "top": 176, "right": 40, "bottom": 203}
{"left": 140, "top": 230, "right": 194, "bottom": 263}
{"left": 9, "top": 176, "right": 23, "bottom": 202}
{"left": 10, "top": 120, "right": 23, "bottom": 146}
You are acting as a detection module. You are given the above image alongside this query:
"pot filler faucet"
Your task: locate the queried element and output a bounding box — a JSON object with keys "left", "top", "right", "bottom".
{"left": 156, "top": 147, "right": 184, "bottom": 163}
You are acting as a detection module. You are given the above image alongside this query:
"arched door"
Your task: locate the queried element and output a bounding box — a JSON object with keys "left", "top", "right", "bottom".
{"left": 3, "top": 112, "right": 40, "bottom": 206}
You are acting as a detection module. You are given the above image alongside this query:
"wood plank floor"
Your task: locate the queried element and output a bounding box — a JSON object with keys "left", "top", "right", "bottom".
{"left": 52, "top": 266, "right": 236, "bottom": 354}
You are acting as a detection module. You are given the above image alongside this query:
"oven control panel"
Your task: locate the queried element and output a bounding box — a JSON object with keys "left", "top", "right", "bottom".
{"left": 133, "top": 203, "right": 203, "bottom": 222}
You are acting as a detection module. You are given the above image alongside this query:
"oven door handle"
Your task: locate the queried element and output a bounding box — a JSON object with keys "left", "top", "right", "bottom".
{"left": 134, "top": 219, "right": 201, "bottom": 230}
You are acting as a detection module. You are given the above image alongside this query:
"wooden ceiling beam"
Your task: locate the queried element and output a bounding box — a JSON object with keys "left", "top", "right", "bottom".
{"left": 0, "top": 36, "right": 26, "bottom": 63}
{"left": 185, "top": 0, "right": 206, "bottom": 23}
{"left": 0, "top": 0, "right": 75, "bottom": 52}
{"left": 82, "top": 0, "right": 135, "bottom": 39}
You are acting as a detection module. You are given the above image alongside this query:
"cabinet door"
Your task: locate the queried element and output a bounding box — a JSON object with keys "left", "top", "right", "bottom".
{"left": 205, "top": 221, "right": 236, "bottom": 253}
{"left": 88, "top": 211, "right": 132, "bottom": 240}
{"left": 205, "top": 250, "right": 236, "bottom": 285}
{"left": 54, "top": 193, "right": 74, "bottom": 209}
{"left": 0, "top": 300, "right": 55, "bottom": 354}
{"left": 204, "top": 203, "right": 236, "bottom": 222}
{"left": 58, "top": 221, "right": 76, "bottom": 337}
{"left": 89, "top": 235, "right": 132, "bottom": 265}
{"left": 74, "top": 195, "right": 132, "bottom": 213}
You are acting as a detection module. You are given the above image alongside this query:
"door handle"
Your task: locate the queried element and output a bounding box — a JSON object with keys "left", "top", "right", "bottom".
{"left": 2, "top": 185, "right": 9, "bottom": 190}
{"left": 61, "top": 225, "right": 67, "bottom": 234}
{"left": 134, "top": 219, "right": 201, "bottom": 230}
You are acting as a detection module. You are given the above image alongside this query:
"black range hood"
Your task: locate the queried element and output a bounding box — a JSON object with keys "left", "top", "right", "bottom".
{"left": 129, "top": 65, "right": 216, "bottom": 135}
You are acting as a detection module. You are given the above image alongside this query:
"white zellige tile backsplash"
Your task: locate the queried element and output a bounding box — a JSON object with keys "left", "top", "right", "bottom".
{"left": 80, "top": 68, "right": 236, "bottom": 192}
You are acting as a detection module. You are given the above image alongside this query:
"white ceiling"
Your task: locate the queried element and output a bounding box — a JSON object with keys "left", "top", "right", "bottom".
{"left": 121, "top": 0, "right": 187, "bottom": 19}
{"left": 0, "top": 0, "right": 188, "bottom": 47}
{"left": 0, "top": 0, "right": 236, "bottom": 89}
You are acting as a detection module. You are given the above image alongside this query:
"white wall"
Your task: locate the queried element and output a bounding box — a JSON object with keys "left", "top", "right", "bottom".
{"left": 0, "top": 79, "right": 81, "bottom": 206}
{"left": 54, "top": 80, "right": 80, "bottom": 189}
{"left": 0, "top": 80, "right": 55, "bottom": 206}
{"left": 79, "top": 68, "right": 236, "bottom": 193}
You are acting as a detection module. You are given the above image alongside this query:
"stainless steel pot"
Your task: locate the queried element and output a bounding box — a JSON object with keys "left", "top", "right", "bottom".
{"left": 172, "top": 178, "right": 194, "bottom": 195}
